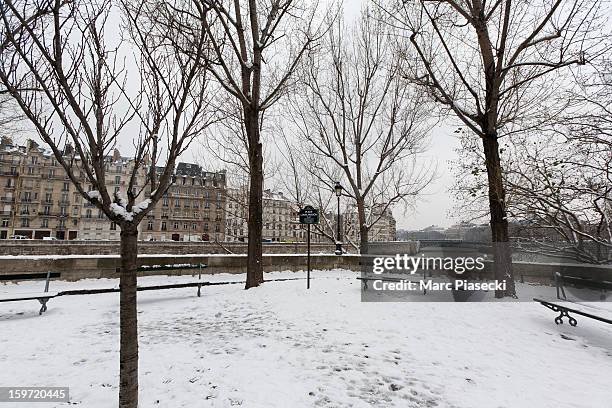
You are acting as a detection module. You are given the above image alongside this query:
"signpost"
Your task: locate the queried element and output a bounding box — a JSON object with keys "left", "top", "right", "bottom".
{"left": 299, "top": 205, "right": 319, "bottom": 289}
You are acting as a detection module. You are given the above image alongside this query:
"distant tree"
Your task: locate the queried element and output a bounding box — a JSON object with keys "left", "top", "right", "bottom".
{"left": 290, "top": 6, "right": 433, "bottom": 254}
{"left": 0, "top": 0, "right": 214, "bottom": 406}
{"left": 0, "top": 95, "right": 24, "bottom": 137}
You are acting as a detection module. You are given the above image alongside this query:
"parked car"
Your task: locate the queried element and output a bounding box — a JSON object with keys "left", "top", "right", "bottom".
{"left": 9, "top": 235, "right": 29, "bottom": 240}
{"left": 42, "top": 236, "right": 58, "bottom": 241}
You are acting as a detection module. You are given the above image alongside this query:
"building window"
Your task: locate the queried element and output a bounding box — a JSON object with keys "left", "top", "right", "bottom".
{"left": 1, "top": 219, "right": 9, "bottom": 227}
{"left": 110, "top": 222, "right": 117, "bottom": 230}
{"left": 62, "top": 182, "right": 69, "bottom": 192}
{"left": 42, "top": 218, "right": 49, "bottom": 228}
{"left": 21, "top": 218, "right": 29, "bottom": 227}
{"left": 86, "top": 209, "right": 92, "bottom": 218}
{"left": 161, "top": 221, "right": 167, "bottom": 231}
{"left": 115, "top": 176, "right": 121, "bottom": 185}
{"left": 173, "top": 222, "right": 179, "bottom": 229}
{"left": 183, "top": 223, "right": 188, "bottom": 230}
{"left": 192, "top": 223, "right": 197, "bottom": 230}
{"left": 147, "top": 221, "right": 153, "bottom": 230}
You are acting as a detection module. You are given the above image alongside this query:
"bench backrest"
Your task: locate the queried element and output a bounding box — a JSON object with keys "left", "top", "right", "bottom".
{"left": 136, "top": 263, "right": 207, "bottom": 272}
{"left": 557, "top": 273, "right": 612, "bottom": 291}
{"left": 0, "top": 272, "right": 61, "bottom": 281}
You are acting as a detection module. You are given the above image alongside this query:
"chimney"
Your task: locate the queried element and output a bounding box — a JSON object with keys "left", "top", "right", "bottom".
{"left": 63, "top": 143, "right": 74, "bottom": 156}
{"left": 26, "top": 139, "right": 39, "bottom": 151}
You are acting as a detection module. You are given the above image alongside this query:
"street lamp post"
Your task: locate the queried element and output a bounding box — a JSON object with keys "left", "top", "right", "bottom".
{"left": 334, "top": 181, "right": 343, "bottom": 255}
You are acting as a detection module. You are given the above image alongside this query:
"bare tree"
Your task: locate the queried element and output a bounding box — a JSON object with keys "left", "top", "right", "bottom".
{"left": 457, "top": 61, "right": 612, "bottom": 264}
{"left": 290, "top": 6, "right": 433, "bottom": 254}
{"left": 451, "top": 59, "right": 612, "bottom": 264}
{"left": 0, "top": 0, "right": 213, "bottom": 406}
{"left": 378, "top": 0, "right": 610, "bottom": 297}
{"left": 162, "top": 0, "right": 331, "bottom": 288}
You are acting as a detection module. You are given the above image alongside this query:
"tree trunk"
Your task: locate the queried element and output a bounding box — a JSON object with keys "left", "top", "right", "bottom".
{"left": 119, "top": 226, "right": 139, "bottom": 408}
{"left": 356, "top": 199, "right": 369, "bottom": 255}
{"left": 482, "top": 134, "right": 516, "bottom": 298}
{"left": 245, "top": 108, "right": 264, "bottom": 289}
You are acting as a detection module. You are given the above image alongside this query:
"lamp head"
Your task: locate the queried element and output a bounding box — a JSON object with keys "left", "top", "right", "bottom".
{"left": 334, "top": 181, "right": 343, "bottom": 197}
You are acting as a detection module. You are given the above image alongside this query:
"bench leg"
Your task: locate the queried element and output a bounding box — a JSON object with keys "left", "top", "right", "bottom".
{"left": 554, "top": 309, "right": 577, "bottom": 327}
{"left": 38, "top": 298, "right": 48, "bottom": 315}
{"left": 539, "top": 301, "right": 578, "bottom": 327}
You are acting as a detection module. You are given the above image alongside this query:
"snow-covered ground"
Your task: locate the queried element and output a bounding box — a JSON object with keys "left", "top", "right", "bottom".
{"left": 1, "top": 270, "right": 611, "bottom": 408}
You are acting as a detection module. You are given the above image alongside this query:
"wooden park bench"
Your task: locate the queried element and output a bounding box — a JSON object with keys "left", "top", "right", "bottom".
{"left": 59, "top": 263, "right": 211, "bottom": 297}
{"left": 0, "top": 264, "right": 208, "bottom": 315}
{"left": 0, "top": 272, "right": 61, "bottom": 315}
{"left": 136, "top": 263, "right": 209, "bottom": 296}
{"left": 534, "top": 272, "right": 612, "bottom": 327}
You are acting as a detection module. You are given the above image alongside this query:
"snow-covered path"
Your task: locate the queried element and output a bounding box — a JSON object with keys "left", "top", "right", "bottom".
{"left": 1, "top": 270, "right": 611, "bottom": 408}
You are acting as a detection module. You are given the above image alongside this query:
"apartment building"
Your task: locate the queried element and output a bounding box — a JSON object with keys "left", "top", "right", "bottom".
{"left": 342, "top": 204, "right": 397, "bottom": 243}
{"left": 0, "top": 138, "right": 226, "bottom": 241}
{"left": 79, "top": 149, "right": 148, "bottom": 240}
{"left": 225, "top": 188, "right": 325, "bottom": 243}
{"left": 0, "top": 138, "right": 82, "bottom": 239}
{"left": 143, "top": 163, "right": 227, "bottom": 242}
